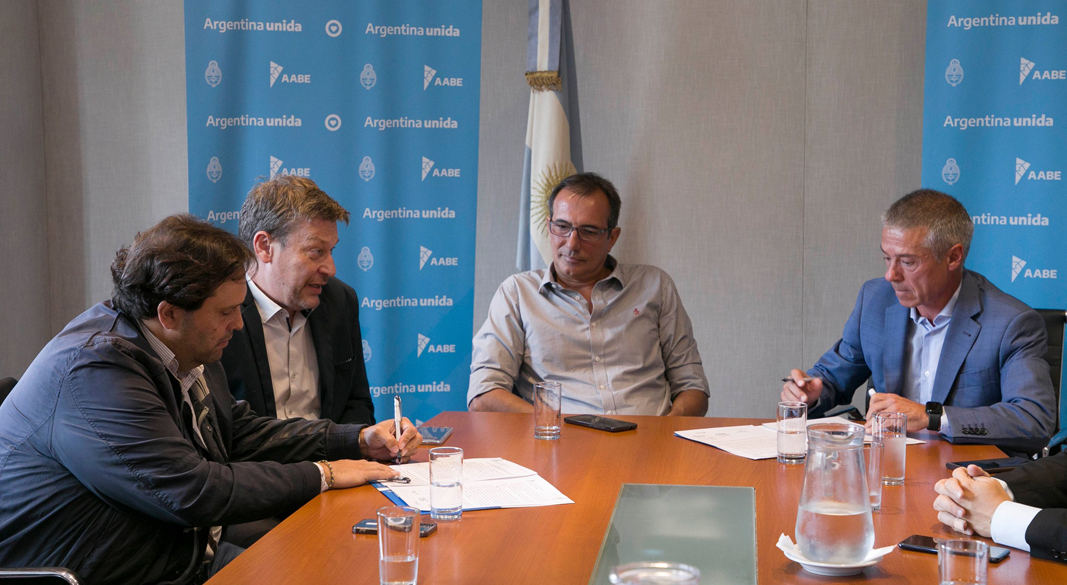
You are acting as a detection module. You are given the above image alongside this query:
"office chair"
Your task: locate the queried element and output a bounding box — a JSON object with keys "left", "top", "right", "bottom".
{"left": 0, "top": 377, "right": 16, "bottom": 406}
{"left": 1036, "top": 309, "right": 1066, "bottom": 457}
{"left": 0, "top": 568, "right": 81, "bottom": 584}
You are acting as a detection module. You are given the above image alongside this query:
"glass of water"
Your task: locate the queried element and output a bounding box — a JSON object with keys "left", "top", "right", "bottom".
{"left": 377, "top": 505, "right": 419, "bottom": 585}
{"left": 534, "top": 381, "right": 562, "bottom": 440}
{"left": 939, "top": 539, "right": 988, "bottom": 585}
{"left": 429, "top": 446, "right": 463, "bottom": 521}
{"left": 777, "top": 401, "right": 807, "bottom": 464}
{"left": 874, "top": 412, "right": 907, "bottom": 486}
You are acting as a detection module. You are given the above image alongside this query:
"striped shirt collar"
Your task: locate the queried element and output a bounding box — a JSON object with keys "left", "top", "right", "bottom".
{"left": 137, "top": 320, "right": 205, "bottom": 394}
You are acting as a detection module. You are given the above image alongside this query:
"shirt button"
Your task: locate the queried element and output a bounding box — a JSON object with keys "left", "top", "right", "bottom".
{"left": 591, "top": 322, "right": 597, "bottom": 327}
{"left": 924, "top": 371, "right": 930, "bottom": 378}
{"left": 595, "top": 356, "right": 601, "bottom": 362}
{"left": 599, "top": 384, "right": 606, "bottom": 390}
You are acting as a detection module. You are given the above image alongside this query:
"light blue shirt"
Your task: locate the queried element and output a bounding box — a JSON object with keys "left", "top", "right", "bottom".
{"left": 902, "top": 283, "right": 962, "bottom": 432}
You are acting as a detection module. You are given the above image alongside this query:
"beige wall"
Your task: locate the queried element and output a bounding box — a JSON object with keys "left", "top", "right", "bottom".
{"left": 1, "top": 1, "right": 926, "bottom": 418}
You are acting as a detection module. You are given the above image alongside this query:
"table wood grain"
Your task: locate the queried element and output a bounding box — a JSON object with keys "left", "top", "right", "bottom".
{"left": 208, "top": 412, "right": 1066, "bottom": 584}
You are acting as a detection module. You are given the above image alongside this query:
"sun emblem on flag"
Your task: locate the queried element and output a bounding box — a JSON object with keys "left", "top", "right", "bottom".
{"left": 532, "top": 161, "right": 577, "bottom": 234}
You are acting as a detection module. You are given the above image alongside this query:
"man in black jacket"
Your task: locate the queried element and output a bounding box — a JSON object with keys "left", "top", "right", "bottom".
{"left": 221, "top": 175, "right": 376, "bottom": 425}
{"left": 0, "top": 215, "right": 420, "bottom": 584}
{"left": 934, "top": 453, "right": 1067, "bottom": 562}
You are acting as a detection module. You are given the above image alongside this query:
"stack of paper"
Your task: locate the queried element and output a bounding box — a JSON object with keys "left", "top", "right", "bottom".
{"left": 675, "top": 417, "right": 923, "bottom": 461}
{"left": 373, "top": 457, "right": 573, "bottom": 512}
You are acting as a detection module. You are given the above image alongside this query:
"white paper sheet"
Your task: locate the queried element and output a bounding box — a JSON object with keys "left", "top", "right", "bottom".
{"left": 674, "top": 425, "right": 780, "bottom": 460}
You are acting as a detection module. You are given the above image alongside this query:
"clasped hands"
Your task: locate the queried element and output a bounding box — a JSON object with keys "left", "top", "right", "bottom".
{"left": 933, "top": 464, "right": 1011, "bottom": 538}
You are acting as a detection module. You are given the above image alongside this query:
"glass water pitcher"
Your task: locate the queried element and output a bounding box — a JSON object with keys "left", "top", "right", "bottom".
{"left": 795, "top": 423, "right": 874, "bottom": 564}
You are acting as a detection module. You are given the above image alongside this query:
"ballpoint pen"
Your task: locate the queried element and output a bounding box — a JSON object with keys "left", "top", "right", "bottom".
{"left": 781, "top": 376, "right": 814, "bottom": 383}
{"left": 393, "top": 395, "right": 403, "bottom": 464}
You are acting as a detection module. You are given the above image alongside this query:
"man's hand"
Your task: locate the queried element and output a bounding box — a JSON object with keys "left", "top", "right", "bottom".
{"left": 865, "top": 393, "right": 927, "bottom": 433}
{"left": 324, "top": 459, "right": 399, "bottom": 490}
{"left": 360, "top": 417, "right": 423, "bottom": 462}
{"left": 932, "top": 464, "right": 1010, "bottom": 537}
{"left": 781, "top": 369, "right": 821, "bottom": 407}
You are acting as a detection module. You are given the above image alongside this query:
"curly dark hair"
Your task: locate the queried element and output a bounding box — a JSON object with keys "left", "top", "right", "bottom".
{"left": 111, "top": 214, "right": 254, "bottom": 320}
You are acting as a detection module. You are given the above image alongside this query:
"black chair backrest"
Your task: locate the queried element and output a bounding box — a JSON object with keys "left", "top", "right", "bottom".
{"left": 0, "top": 378, "right": 16, "bottom": 406}
{"left": 1036, "top": 309, "right": 1066, "bottom": 403}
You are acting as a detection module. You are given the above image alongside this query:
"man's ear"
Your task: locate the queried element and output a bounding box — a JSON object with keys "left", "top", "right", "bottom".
{"left": 252, "top": 231, "right": 274, "bottom": 264}
{"left": 946, "top": 243, "right": 965, "bottom": 272}
{"left": 156, "top": 301, "right": 182, "bottom": 332}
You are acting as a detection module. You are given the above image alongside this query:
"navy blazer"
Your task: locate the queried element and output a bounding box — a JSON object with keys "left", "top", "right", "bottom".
{"left": 221, "top": 276, "right": 376, "bottom": 425}
{"left": 810, "top": 270, "right": 1056, "bottom": 453}
{"left": 0, "top": 303, "right": 364, "bottom": 584}
{"left": 997, "top": 452, "right": 1067, "bottom": 563}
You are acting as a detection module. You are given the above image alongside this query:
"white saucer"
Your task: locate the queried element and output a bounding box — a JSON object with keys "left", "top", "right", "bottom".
{"left": 782, "top": 548, "right": 884, "bottom": 576}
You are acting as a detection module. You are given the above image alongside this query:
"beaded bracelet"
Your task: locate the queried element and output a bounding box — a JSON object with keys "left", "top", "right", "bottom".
{"left": 318, "top": 460, "right": 335, "bottom": 489}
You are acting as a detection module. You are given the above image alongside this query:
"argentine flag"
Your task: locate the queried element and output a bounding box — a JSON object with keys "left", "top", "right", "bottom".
{"left": 517, "top": 0, "right": 583, "bottom": 271}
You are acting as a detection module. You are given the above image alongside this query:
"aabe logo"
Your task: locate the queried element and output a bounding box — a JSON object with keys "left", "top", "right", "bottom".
{"left": 1019, "top": 57, "right": 1066, "bottom": 85}
{"left": 421, "top": 156, "right": 460, "bottom": 179}
{"left": 942, "top": 158, "right": 960, "bottom": 185}
{"left": 270, "top": 61, "right": 311, "bottom": 86}
{"left": 357, "top": 246, "right": 374, "bottom": 271}
{"left": 417, "top": 333, "right": 455, "bottom": 357}
{"left": 424, "top": 65, "right": 436, "bottom": 90}
{"left": 206, "top": 157, "right": 222, "bottom": 183}
{"left": 270, "top": 61, "right": 283, "bottom": 87}
{"left": 1012, "top": 255, "right": 1057, "bottom": 281}
{"left": 419, "top": 246, "right": 457, "bottom": 269}
{"left": 424, "top": 63, "right": 462, "bottom": 88}
{"left": 1015, "top": 157, "right": 1061, "bottom": 184}
{"left": 1020, "top": 58, "right": 1035, "bottom": 85}
{"left": 205, "top": 60, "right": 222, "bottom": 87}
{"left": 945, "top": 59, "right": 964, "bottom": 87}
{"left": 270, "top": 156, "right": 310, "bottom": 179}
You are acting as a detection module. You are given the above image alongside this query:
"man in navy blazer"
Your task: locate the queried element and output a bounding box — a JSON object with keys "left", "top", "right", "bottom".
{"left": 783, "top": 189, "right": 1055, "bottom": 454}
{"left": 220, "top": 176, "right": 375, "bottom": 426}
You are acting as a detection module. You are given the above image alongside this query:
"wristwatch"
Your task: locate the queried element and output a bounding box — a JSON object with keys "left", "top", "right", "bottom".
{"left": 925, "top": 401, "right": 943, "bottom": 432}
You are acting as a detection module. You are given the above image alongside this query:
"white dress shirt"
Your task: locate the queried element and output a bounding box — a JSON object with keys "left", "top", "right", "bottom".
{"left": 248, "top": 277, "right": 321, "bottom": 420}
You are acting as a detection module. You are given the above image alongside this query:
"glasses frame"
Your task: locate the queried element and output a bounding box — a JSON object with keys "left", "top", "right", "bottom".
{"left": 548, "top": 220, "right": 612, "bottom": 243}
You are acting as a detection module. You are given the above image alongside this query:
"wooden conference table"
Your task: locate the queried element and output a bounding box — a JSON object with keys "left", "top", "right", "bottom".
{"left": 208, "top": 412, "right": 1066, "bottom": 584}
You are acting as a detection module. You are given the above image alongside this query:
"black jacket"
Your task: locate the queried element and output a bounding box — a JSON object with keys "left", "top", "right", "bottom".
{"left": 221, "top": 277, "right": 376, "bottom": 425}
{"left": 998, "top": 451, "right": 1067, "bottom": 563}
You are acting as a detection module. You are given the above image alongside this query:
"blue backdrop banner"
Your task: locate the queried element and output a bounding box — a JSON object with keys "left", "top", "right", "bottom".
{"left": 923, "top": 1, "right": 1066, "bottom": 308}
{"left": 185, "top": 1, "right": 482, "bottom": 424}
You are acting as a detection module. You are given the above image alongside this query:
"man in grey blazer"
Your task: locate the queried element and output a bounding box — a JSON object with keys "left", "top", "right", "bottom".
{"left": 782, "top": 189, "right": 1055, "bottom": 454}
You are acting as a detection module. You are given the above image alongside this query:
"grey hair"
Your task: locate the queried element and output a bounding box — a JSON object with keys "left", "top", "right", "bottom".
{"left": 882, "top": 189, "right": 973, "bottom": 261}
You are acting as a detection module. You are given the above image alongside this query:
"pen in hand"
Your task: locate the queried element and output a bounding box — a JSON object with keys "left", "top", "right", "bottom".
{"left": 393, "top": 396, "right": 403, "bottom": 465}
{"left": 781, "top": 376, "right": 814, "bottom": 383}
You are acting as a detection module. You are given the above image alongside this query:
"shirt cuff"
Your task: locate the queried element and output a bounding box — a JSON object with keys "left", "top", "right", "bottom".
{"left": 990, "top": 500, "right": 1041, "bottom": 552}
{"left": 316, "top": 462, "right": 329, "bottom": 493}
{"left": 939, "top": 412, "right": 950, "bottom": 435}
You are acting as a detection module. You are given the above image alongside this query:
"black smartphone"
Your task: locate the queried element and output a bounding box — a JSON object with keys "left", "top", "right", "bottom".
{"left": 898, "top": 535, "right": 1010, "bottom": 563}
{"left": 352, "top": 518, "right": 438, "bottom": 537}
{"left": 563, "top": 414, "right": 637, "bottom": 433}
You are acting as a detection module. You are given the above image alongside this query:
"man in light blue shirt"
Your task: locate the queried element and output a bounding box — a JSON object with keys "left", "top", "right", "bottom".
{"left": 782, "top": 189, "right": 1054, "bottom": 453}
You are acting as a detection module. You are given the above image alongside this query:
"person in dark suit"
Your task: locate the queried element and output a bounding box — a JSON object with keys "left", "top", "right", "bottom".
{"left": 0, "top": 215, "right": 418, "bottom": 584}
{"left": 220, "top": 176, "right": 375, "bottom": 426}
{"left": 934, "top": 455, "right": 1067, "bottom": 563}
{"left": 782, "top": 189, "right": 1055, "bottom": 454}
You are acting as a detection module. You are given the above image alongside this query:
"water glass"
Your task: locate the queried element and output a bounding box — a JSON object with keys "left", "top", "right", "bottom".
{"left": 377, "top": 506, "right": 419, "bottom": 585}
{"left": 609, "top": 562, "right": 700, "bottom": 585}
{"left": 874, "top": 412, "right": 907, "bottom": 486}
{"left": 776, "top": 401, "right": 807, "bottom": 464}
{"left": 866, "top": 439, "right": 883, "bottom": 511}
{"left": 429, "top": 446, "right": 463, "bottom": 521}
{"left": 938, "top": 539, "right": 988, "bottom": 585}
{"left": 534, "top": 381, "right": 562, "bottom": 440}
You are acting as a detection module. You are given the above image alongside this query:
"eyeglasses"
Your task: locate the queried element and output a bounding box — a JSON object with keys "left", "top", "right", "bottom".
{"left": 548, "top": 220, "right": 611, "bottom": 242}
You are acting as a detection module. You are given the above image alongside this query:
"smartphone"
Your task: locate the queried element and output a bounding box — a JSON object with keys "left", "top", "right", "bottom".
{"left": 353, "top": 518, "right": 438, "bottom": 537}
{"left": 563, "top": 414, "right": 637, "bottom": 433}
{"left": 417, "top": 426, "right": 454, "bottom": 445}
{"left": 898, "top": 535, "right": 1009, "bottom": 563}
